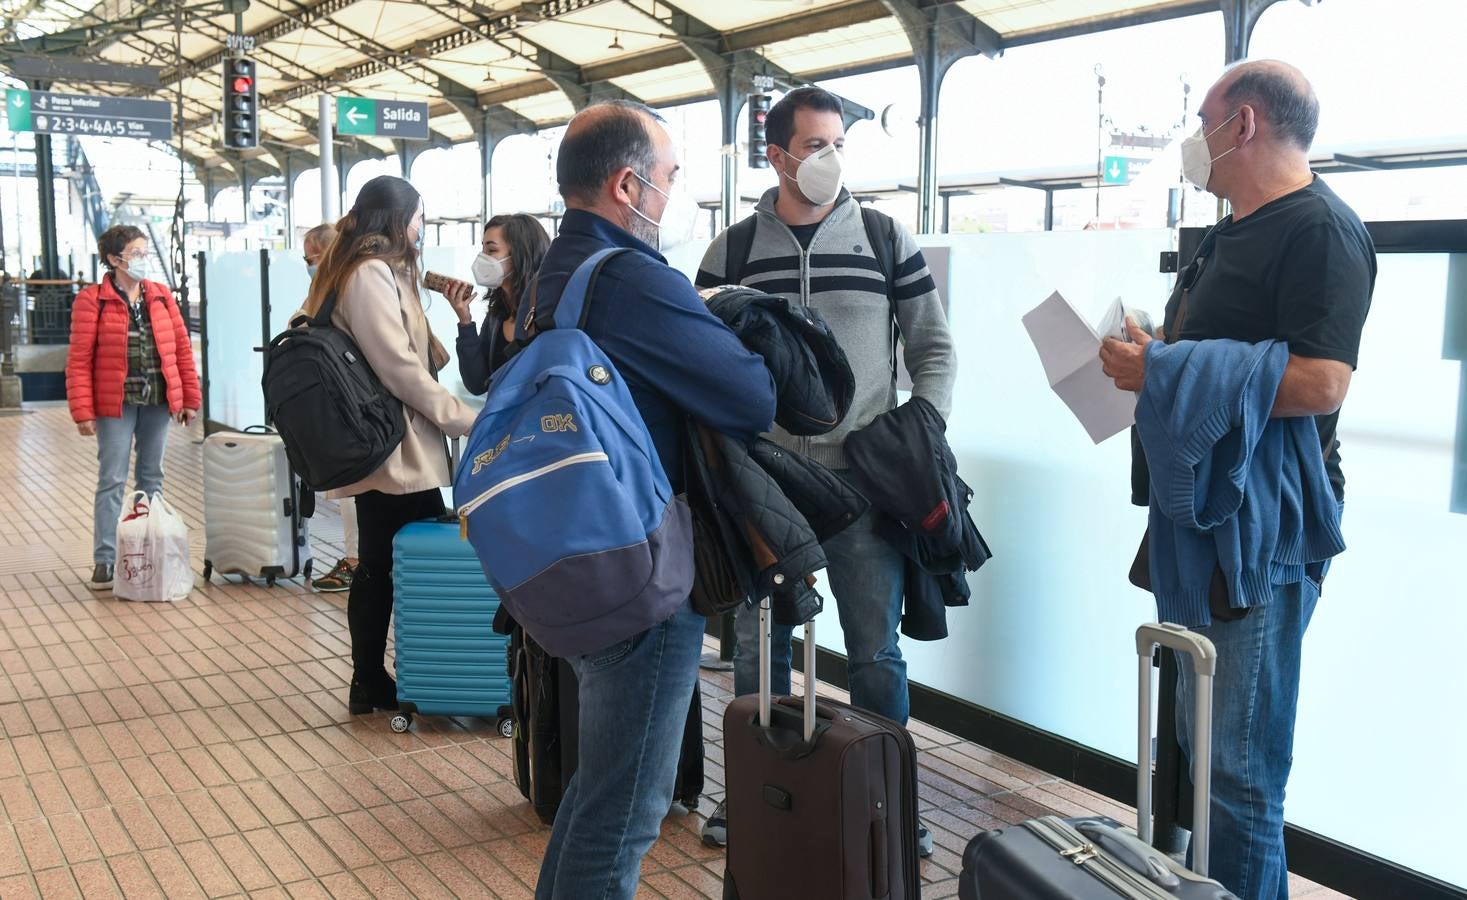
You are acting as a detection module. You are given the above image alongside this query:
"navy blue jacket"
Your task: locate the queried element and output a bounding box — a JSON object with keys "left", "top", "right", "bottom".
{"left": 1137, "top": 338, "right": 1346, "bottom": 626}
{"left": 456, "top": 310, "right": 510, "bottom": 396}
{"left": 530, "top": 209, "right": 776, "bottom": 489}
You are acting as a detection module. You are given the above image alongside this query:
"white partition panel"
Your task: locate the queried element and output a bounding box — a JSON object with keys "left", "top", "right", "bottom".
{"left": 203, "top": 251, "right": 267, "bottom": 430}
{"left": 810, "top": 229, "right": 1176, "bottom": 760}
{"left": 1285, "top": 252, "right": 1466, "bottom": 887}
{"left": 266, "top": 249, "right": 312, "bottom": 338}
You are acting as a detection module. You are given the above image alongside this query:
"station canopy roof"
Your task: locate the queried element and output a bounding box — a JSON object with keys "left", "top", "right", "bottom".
{"left": 0, "top": 0, "right": 1223, "bottom": 179}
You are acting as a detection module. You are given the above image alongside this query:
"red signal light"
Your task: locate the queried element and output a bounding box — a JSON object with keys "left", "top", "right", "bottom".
{"left": 232, "top": 76, "right": 253, "bottom": 93}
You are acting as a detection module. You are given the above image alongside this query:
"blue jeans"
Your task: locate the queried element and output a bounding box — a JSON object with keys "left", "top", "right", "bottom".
{"left": 732, "top": 501, "right": 909, "bottom": 724}
{"left": 93, "top": 405, "right": 172, "bottom": 565}
{"left": 1175, "top": 577, "right": 1320, "bottom": 900}
{"left": 535, "top": 600, "right": 704, "bottom": 900}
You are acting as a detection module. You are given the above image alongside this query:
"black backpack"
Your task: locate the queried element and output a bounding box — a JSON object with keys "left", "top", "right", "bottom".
{"left": 261, "top": 291, "right": 406, "bottom": 491}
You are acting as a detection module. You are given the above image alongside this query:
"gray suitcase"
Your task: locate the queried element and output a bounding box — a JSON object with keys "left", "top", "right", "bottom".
{"left": 958, "top": 623, "right": 1239, "bottom": 899}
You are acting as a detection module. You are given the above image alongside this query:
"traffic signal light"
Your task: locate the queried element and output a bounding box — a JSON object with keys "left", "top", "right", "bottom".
{"left": 748, "top": 93, "right": 771, "bottom": 169}
{"left": 222, "top": 58, "right": 258, "bottom": 150}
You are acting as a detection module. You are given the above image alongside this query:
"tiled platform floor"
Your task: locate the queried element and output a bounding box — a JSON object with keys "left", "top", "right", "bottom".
{"left": 0, "top": 404, "right": 1351, "bottom": 898}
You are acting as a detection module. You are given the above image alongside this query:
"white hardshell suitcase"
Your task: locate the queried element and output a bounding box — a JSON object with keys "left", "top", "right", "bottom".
{"left": 203, "top": 426, "right": 313, "bottom": 585}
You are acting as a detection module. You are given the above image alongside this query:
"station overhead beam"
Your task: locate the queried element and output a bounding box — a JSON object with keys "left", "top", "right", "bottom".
{"left": 1, "top": 0, "right": 1330, "bottom": 201}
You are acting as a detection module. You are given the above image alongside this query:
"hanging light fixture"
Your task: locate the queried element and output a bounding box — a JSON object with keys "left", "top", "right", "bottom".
{"left": 608, "top": 31, "right": 624, "bottom": 51}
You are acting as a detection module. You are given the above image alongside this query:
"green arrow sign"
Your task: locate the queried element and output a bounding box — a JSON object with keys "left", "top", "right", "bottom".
{"left": 337, "top": 96, "right": 376, "bottom": 136}
{"left": 1102, "top": 155, "right": 1130, "bottom": 185}
{"left": 6, "top": 89, "right": 31, "bottom": 131}
{"left": 335, "top": 95, "right": 429, "bottom": 140}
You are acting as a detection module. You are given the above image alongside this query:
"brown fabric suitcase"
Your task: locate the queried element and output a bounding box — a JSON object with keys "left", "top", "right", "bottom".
{"left": 721, "top": 601, "right": 920, "bottom": 900}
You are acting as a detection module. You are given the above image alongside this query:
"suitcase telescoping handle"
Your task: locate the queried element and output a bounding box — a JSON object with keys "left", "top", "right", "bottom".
{"left": 1135, "top": 622, "right": 1218, "bottom": 876}
{"left": 757, "top": 596, "right": 817, "bottom": 741}
{"left": 449, "top": 437, "right": 467, "bottom": 539}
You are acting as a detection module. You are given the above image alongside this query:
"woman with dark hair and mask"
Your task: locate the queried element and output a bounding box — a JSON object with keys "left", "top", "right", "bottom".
{"left": 449, "top": 212, "right": 552, "bottom": 392}
{"left": 303, "top": 174, "right": 476, "bottom": 714}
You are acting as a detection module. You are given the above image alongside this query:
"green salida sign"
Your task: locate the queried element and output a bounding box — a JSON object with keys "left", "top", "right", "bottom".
{"left": 336, "top": 96, "right": 429, "bottom": 140}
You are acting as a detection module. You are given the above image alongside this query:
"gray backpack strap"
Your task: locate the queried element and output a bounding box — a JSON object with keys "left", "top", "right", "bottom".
{"left": 724, "top": 216, "right": 759, "bottom": 285}
{"left": 860, "top": 204, "right": 902, "bottom": 386}
{"left": 859, "top": 205, "right": 898, "bottom": 301}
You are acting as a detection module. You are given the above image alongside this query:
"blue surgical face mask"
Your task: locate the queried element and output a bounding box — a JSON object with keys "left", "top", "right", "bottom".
{"left": 307, "top": 263, "right": 319, "bottom": 279}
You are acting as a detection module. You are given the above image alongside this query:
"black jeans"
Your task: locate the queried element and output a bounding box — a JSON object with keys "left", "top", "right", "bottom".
{"left": 349, "top": 488, "right": 445, "bottom": 680}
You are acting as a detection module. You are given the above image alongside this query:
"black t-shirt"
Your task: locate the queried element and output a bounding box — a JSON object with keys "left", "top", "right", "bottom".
{"left": 1162, "top": 176, "right": 1376, "bottom": 501}
{"left": 788, "top": 221, "right": 820, "bottom": 250}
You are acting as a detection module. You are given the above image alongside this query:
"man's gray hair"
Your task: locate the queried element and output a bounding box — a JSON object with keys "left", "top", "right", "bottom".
{"left": 557, "top": 100, "right": 667, "bottom": 204}
{"left": 1223, "top": 61, "right": 1320, "bottom": 150}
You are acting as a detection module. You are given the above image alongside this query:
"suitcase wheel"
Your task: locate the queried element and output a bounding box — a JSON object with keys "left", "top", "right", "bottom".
{"left": 266, "top": 575, "right": 277, "bottom": 587}
{"left": 202, "top": 562, "right": 212, "bottom": 582}
{"left": 496, "top": 716, "right": 513, "bottom": 739}
{"left": 389, "top": 714, "right": 411, "bottom": 734}
{"left": 303, "top": 559, "right": 313, "bottom": 579}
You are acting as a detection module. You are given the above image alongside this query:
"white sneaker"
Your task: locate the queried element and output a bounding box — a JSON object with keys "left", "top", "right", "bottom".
{"left": 701, "top": 800, "right": 727, "bottom": 848}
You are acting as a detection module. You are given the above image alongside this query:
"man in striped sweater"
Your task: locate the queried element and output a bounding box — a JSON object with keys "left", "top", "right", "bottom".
{"left": 695, "top": 87, "right": 956, "bottom": 857}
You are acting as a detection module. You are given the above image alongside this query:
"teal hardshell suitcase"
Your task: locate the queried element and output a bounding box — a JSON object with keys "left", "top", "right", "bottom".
{"left": 389, "top": 519, "right": 512, "bottom": 735}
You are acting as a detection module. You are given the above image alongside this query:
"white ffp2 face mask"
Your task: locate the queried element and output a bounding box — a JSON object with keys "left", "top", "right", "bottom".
{"left": 629, "top": 172, "right": 699, "bottom": 253}
{"left": 782, "top": 144, "right": 845, "bottom": 207}
{"left": 1181, "top": 110, "right": 1240, "bottom": 192}
{"left": 471, "top": 252, "right": 507, "bottom": 289}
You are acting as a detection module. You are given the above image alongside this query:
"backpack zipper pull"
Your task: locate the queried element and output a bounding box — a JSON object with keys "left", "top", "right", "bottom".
{"left": 459, "top": 513, "right": 469, "bottom": 541}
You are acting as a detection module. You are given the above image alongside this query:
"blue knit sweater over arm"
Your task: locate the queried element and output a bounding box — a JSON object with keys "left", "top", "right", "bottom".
{"left": 1136, "top": 339, "right": 1346, "bottom": 626}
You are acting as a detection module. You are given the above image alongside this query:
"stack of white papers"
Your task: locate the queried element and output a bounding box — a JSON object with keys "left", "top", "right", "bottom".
{"left": 1023, "top": 293, "right": 1145, "bottom": 444}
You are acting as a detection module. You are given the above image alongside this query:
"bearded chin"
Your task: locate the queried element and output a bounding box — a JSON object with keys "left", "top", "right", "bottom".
{"left": 627, "top": 199, "right": 661, "bottom": 247}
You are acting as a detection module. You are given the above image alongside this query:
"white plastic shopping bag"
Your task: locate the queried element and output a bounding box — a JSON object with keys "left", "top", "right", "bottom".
{"left": 114, "top": 491, "right": 194, "bottom": 602}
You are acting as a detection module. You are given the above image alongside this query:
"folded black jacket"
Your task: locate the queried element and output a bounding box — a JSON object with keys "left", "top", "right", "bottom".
{"left": 686, "top": 428, "right": 868, "bottom": 627}
{"left": 845, "top": 396, "right": 992, "bottom": 641}
{"left": 706, "top": 286, "right": 854, "bottom": 437}
{"left": 686, "top": 287, "right": 866, "bottom": 626}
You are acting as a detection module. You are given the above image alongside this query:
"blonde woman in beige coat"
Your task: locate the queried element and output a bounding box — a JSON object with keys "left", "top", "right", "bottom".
{"left": 302, "top": 175, "right": 477, "bottom": 714}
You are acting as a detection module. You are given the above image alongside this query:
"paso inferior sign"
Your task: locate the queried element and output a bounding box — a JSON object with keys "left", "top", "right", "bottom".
{"left": 5, "top": 89, "right": 172, "bottom": 140}
{"left": 336, "top": 96, "right": 429, "bottom": 140}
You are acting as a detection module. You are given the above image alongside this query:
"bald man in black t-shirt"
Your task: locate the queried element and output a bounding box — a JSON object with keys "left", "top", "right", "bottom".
{"left": 1100, "top": 60, "right": 1374, "bottom": 900}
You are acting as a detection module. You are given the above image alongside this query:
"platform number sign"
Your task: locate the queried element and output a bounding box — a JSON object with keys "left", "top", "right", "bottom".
{"left": 5, "top": 88, "right": 172, "bottom": 140}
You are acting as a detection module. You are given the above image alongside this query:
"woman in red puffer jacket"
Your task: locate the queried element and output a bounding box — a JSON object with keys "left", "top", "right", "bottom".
{"left": 67, "top": 224, "right": 201, "bottom": 592}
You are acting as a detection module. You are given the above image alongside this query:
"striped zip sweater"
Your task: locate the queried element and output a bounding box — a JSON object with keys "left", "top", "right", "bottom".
{"left": 697, "top": 188, "right": 956, "bottom": 470}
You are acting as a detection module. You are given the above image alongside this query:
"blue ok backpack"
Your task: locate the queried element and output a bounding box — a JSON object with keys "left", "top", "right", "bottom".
{"left": 454, "top": 248, "right": 693, "bottom": 658}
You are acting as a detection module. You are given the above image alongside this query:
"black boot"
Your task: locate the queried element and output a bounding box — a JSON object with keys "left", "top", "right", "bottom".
{"left": 348, "top": 672, "right": 398, "bottom": 714}
{"left": 346, "top": 562, "right": 397, "bottom": 714}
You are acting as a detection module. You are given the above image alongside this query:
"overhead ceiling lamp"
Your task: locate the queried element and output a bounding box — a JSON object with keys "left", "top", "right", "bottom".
{"left": 608, "top": 32, "right": 624, "bottom": 51}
